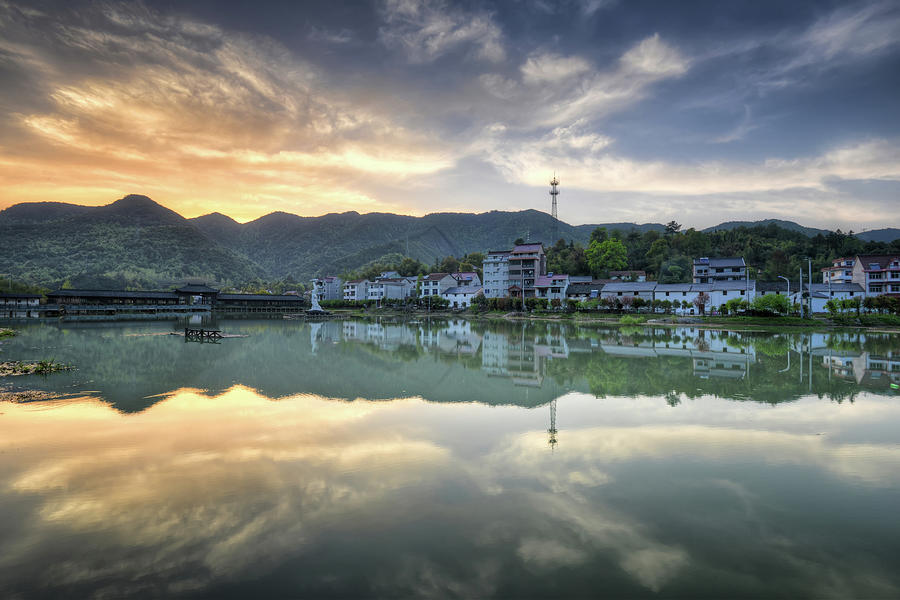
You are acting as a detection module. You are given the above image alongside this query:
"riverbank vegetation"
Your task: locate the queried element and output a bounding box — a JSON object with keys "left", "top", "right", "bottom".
{"left": 0, "top": 360, "right": 74, "bottom": 376}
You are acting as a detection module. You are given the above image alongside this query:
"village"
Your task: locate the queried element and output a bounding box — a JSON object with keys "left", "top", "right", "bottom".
{"left": 2, "top": 247, "right": 898, "bottom": 320}
{"left": 310, "top": 247, "right": 897, "bottom": 316}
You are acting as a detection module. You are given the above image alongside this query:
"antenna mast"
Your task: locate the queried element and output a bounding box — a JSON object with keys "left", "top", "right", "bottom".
{"left": 549, "top": 173, "right": 560, "bottom": 221}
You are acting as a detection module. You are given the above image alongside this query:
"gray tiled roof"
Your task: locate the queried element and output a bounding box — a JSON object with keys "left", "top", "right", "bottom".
{"left": 711, "top": 281, "right": 755, "bottom": 291}
{"left": 176, "top": 284, "right": 220, "bottom": 293}
{"left": 566, "top": 283, "right": 605, "bottom": 295}
{"left": 693, "top": 257, "right": 745, "bottom": 267}
{"left": 48, "top": 289, "right": 179, "bottom": 299}
{"left": 601, "top": 282, "right": 657, "bottom": 292}
{"left": 217, "top": 294, "right": 303, "bottom": 301}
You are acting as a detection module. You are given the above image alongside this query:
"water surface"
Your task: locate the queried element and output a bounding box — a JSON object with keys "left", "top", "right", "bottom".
{"left": 1, "top": 318, "right": 899, "bottom": 598}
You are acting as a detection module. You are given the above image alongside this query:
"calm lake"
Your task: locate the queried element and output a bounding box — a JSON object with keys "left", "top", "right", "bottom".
{"left": 1, "top": 317, "right": 899, "bottom": 599}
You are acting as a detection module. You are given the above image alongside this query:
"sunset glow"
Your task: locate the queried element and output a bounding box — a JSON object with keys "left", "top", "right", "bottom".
{"left": 0, "top": 1, "right": 898, "bottom": 226}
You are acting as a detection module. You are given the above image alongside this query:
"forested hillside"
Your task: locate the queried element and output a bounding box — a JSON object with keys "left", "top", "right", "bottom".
{"left": 189, "top": 209, "right": 637, "bottom": 279}
{"left": 545, "top": 222, "right": 900, "bottom": 282}
{"left": 1, "top": 194, "right": 897, "bottom": 290}
{"left": 0, "top": 195, "right": 259, "bottom": 289}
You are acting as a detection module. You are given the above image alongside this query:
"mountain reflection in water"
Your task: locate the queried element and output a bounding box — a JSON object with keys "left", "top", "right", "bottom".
{"left": 1, "top": 319, "right": 899, "bottom": 598}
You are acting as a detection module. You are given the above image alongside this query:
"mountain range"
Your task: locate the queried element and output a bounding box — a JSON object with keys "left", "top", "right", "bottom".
{"left": 0, "top": 194, "right": 897, "bottom": 289}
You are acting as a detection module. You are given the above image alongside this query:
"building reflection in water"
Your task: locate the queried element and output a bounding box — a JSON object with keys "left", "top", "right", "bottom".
{"left": 823, "top": 350, "right": 900, "bottom": 390}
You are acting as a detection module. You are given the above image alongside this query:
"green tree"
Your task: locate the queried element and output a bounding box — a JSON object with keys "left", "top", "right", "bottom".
{"left": 438, "top": 256, "right": 460, "bottom": 273}
{"left": 590, "top": 227, "right": 609, "bottom": 245}
{"left": 751, "top": 294, "right": 791, "bottom": 315}
{"left": 587, "top": 239, "right": 628, "bottom": 276}
{"left": 645, "top": 238, "right": 670, "bottom": 276}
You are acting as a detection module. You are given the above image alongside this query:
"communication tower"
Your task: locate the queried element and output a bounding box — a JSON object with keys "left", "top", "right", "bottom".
{"left": 548, "top": 398, "right": 558, "bottom": 451}
{"left": 549, "top": 174, "right": 560, "bottom": 221}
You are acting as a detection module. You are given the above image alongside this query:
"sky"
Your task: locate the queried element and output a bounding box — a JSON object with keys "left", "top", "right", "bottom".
{"left": 0, "top": 0, "right": 898, "bottom": 229}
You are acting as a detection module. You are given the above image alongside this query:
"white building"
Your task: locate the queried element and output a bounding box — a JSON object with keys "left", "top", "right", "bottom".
{"left": 342, "top": 279, "right": 369, "bottom": 301}
{"left": 420, "top": 273, "right": 456, "bottom": 297}
{"left": 443, "top": 286, "right": 483, "bottom": 308}
{"left": 821, "top": 257, "right": 855, "bottom": 284}
{"left": 483, "top": 251, "right": 510, "bottom": 298}
{"left": 311, "top": 276, "right": 343, "bottom": 301}
{"left": 509, "top": 243, "right": 546, "bottom": 298}
{"left": 852, "top": 254, "right": 900, "bottom": 296}
{"left": 367, "top": 278, "right": 413, "bottom": 301}
{"left": 693, "top": 257, "right": 746, "bottom": 283}
{"left": 600, "top": 282, "right": 656, "bottom": 303}
{"left": 452, "top": 271, "right": 482, "bottom": 287}
{"left": 805, "top": 283, "right": 865, "bottom": 312}
{"left": 708, "top": 281, "right": 754, "bottom": 309}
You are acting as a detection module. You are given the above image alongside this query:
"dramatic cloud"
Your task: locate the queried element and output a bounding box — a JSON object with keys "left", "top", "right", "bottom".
{"left": 0, "top": 0, "right": 897, "bottom": 228}
{"left": 378, "top": 0, "right": 505, "bottom": 63}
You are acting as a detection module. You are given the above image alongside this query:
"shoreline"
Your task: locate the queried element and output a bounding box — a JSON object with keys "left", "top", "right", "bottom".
{"left": 327, "top": 308, "right": 900, "bottom": 333}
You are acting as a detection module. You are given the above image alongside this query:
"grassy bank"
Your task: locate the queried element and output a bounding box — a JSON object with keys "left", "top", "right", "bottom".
{"left": 0, "top": 328, "right": 16, "bottom": 339}
{"left": 326, "top": 307, "right": 900, "bottom": 332}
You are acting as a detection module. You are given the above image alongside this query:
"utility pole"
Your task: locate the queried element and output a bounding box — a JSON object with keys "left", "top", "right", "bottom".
{"left": 808, "top": 257, "right": 813, "bottom": 316}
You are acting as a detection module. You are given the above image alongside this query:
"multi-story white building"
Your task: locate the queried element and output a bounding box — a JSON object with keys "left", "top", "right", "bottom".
{"left": 483, "top": 251, "right": 510, "bottom": 298}
{"left": 508, "top": 243, "right": 546, "bottom": 298}
{"left": 692, "top": 257, "right": 746, "bottom": 283}
{"left": 367, "top": 278, "right": 413, "bottom": 301}
{"left": 420, "top": 273, "right": 456, "bottom": 297}
{"left": 821, "top": 257, "right": 855, "bottom": 284}
{"left": 852, "top": 254, "right": 900, "bottom": 296}
{"left": 311, "top": 276, "right": 343, "bottom": 301}
{"left": 342, "top": 279, "right": 369, "bottom": 301}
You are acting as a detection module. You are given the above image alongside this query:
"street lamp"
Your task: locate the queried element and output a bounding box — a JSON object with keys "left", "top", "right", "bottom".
{"left": 778, "top": 275, "right": 790, "bottom": 304}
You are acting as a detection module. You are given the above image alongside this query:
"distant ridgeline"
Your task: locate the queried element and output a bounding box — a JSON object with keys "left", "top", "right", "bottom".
{"left": 0, "top": 194, "right": 897, "bottom": 289}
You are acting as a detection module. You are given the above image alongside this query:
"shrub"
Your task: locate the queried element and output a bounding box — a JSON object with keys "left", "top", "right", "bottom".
{"left": 618, "top": 315, "right": 646, "bottom": 325}
{"left": 751, "top": 294, "right": 790, "bottom": 316}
